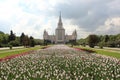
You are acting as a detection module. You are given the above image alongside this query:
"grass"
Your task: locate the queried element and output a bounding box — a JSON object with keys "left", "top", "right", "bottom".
{"left": 74, "top": 46, "right": 120, "bottom": 59}
{"left": 0, "top": 46, "right": 46, "bottom": 58}
{"left": 96, "top": 49, "right": 120, "bottom": 59}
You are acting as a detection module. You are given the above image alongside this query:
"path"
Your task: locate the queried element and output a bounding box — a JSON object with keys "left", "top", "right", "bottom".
{"left": 0, "top": 46, "right": 25, "bottom": 54}
{"left": 0, "top": 46, "right": 24, "bottom": 50}
{"left": 46, "top": 44, "right": 72, "bottom": 50}
{"left": 0, "top": 48, "right": 26, "bottom": 53}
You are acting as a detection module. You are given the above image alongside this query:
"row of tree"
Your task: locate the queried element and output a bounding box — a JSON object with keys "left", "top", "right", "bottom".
{"left": 20, "top": 33, "right": 35, "bottom": 47}
{"left": 78, "top": 34, "right": 120, "bottom": 48}
{"left": 0, "top": 30, "right": 43, "bottom": 48}
{"left": 0, "top": 31, "right": 9, "bottom": 47}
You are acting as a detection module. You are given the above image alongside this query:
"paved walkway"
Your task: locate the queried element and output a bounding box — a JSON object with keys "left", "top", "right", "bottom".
{"left": 46, "top": 44, "right": 72, "bottom": 50}
{"left": 0, "top": 46, "right": 24, "bottom": 50}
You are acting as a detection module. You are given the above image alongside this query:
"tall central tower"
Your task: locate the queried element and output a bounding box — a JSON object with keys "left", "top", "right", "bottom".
{"left": 55, "top": 12, "right": 65, "bottom": 43}
{"left": 43, "top": 12, "right": 77, "bottom": 44}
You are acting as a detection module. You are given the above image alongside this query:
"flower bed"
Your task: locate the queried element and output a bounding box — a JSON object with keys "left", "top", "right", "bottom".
{"left": 0, "top": 46, "right": 49, "bottom": 62}
{"left": 41, "top": 46, "right": 49, "bottom": 49}
{"left": 75, "top": 47, "right": 96, "bottom": 53}
{"left": 0, "top": 51, "right": 34, "bottom": 62}
{"left": 0, "top": 45, "right": 120, "bottom": 80}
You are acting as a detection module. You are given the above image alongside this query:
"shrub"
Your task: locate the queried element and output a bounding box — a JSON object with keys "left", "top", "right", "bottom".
{"left": 98, "top": 42, "right": 104, "bottom": 49}
{"left": 9, "top": 45, "right": 12, "bottom": 50}
{"left": 107, "top": 41, "right": 116, "bottom": 47}
{"left": 88, "top": 34, "right": 99, "bottom": 48}
{"left": 9, "top": 40, "right": 20, "bottom": 47}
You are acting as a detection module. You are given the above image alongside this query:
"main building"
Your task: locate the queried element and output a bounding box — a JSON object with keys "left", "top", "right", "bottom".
{"left": 43, "top": 13, "right": 77, "bottom": 44}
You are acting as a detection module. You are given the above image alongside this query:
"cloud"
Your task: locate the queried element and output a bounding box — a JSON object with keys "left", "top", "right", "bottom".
{"left": 54, "top": 0, "right": 120, "bottom": 33}
{"left": 95, "top": 17, "right": 120, "bottom": 35}
{"left": 0, "top": 0, "right": 120, "bottom": 39}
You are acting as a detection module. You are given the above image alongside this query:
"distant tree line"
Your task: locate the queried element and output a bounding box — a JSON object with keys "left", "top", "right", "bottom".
{"left": 0, "top": 30, "right": 43, "bottom": 48}
{"left": 78, "top": 34, "right": 120, "bottom": 48}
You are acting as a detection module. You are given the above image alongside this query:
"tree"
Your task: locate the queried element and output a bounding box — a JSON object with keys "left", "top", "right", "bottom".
{"left": 9, "top": 30, "right": 16, "bottom": 42}
{"left": 104, "top": 35, "right": 109, "bottom": 42}
{"left": 107, "top": 41, "right": 116, "bottom": 47}
{"left": 29, "top": 36, "right": 35, "bottom": 47}
{"left": 34, "top": 39, "right": 44, "bottom": 45}
{"left": 0, "top": 31, "right": 4, "bottom": 34}
{"left": 116, "top": 40, "right": 120, "bottom": 48}
{"left": 2, "top": 36, "right": 8, "bottom": 44}
{"left": 0, "top": 31, "right": 9, "bottom": 47}
{"left": 24, "top": 35, "right": 30, "bottom": 47}
{"left": 20, "top": 33, "right": 25, "bottom": 45}
{"left": 69, "top": 40, "right": 77, "bottom": 47}
{"left": 0, "top": 32, "right": 4, "bottom": 47}
{"left": 78, "top": 38, "right": 87, "bottom": 46}
{"left": 9, "top": 40, "right": 20, "bottom": 47}
{"left": 88, "top": 34, "right": 99, "bottom": 48}
{"left": 98, "top": 42, "right": 104, "bottom": 49}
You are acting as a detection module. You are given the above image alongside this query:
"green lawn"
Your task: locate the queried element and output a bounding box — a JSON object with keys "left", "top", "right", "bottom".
{"left": 74, "top": 46, "right": 120, "bottom": 59}
{"left": 0, "top": 46, "right": 46, "bottom": 58}
{"left": 96, "top": 49, "right": 120, "bottom": 59}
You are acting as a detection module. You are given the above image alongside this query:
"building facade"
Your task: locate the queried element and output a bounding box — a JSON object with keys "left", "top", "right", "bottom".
{"left": 43, "top": 13, "right": 77, "bottom": 44}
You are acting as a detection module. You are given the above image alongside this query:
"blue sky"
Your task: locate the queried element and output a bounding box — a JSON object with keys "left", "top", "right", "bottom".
{"left": 0, "top": 0, "right": 120, "bottom": 39}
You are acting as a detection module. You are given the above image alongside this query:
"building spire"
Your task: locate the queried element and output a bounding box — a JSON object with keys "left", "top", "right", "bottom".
{"left": 59, "top": 11, "right": 62, "bottom": 23}
{"left": 57, "top": 11, "right": 64, "bottom": 29}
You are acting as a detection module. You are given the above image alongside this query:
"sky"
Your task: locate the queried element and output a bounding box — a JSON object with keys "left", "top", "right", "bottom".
{"left": 0, "top": 0, "right": 120, "bottom": 39}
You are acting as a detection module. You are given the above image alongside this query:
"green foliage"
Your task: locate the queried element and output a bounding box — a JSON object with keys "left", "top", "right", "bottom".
{"left": 43, "top": 40, "right": 52, "bottom": 46}
{"left": 116, "top": 40, "right": 120, "bottom": 48}
{"left": 103, "top": 34, "right": 120, "bottom": 47}
{"left": 8, "top": 30, "right": 16, "bottom": 42}
{"left": 98, "top": 42, "right": 104, "bottom": 49}
{"left": 29, "top": 36, "right": 35, "bottom": 47}
{"left": 78, "top": 38, "right": 87, "bottom": 46}
{"left": 104, "top": 35, "right": 109, "bottom": 42}
{"left": 9, "top": 40, "right": 20, "bottom": 47}
{"left": 0, "top": 31, "right": 4, "bottom": 34}
{"left": 20, "top": 33, "right": 36, "bottom": 47}
{"left": 34, "top": 39, "right": 44, "bottom": 45}
{"left": 20, "top": 33, "right": 30, "bottom": 47}
{"left": 24, "top": 35, "right": 30, "bottom": 47}
{"left": 0, "top": 30, "right": 43, "bottom": 47}
{"left": 9, "top": 45, "right": 12, "bottom": 50}
{"left": 78, "top": 33, "right": 120, "bottom": 48}
{"left": 20, "top": 32, "right": 25, "bottom": 45}
{"left": 0, "top": 31, "right": 9, "bottom": 47}
{"left": 88, "top": 34, "right": 99, "bottom": 48}
{"left": 69, "top": 40, "right": 77, "bottom": 47}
